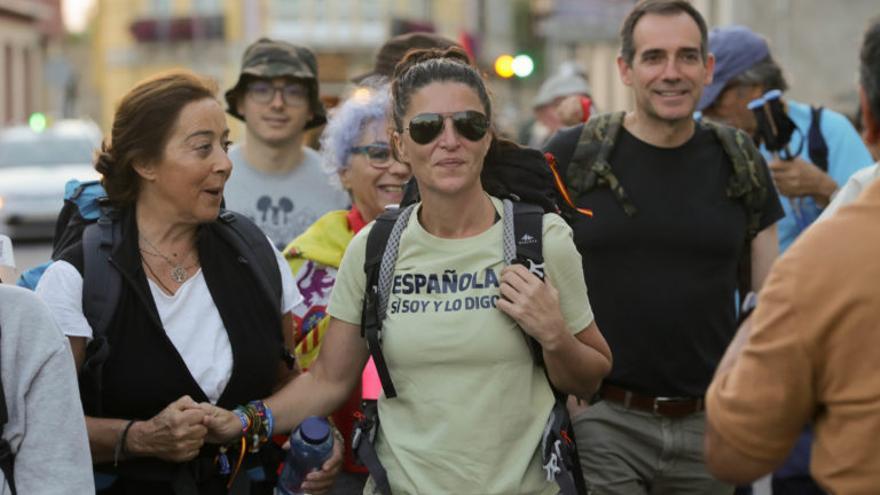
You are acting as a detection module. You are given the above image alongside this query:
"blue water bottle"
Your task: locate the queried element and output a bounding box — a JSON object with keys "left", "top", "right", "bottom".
{"left": 277, "top": 416, "right": 335, "bottom": 495}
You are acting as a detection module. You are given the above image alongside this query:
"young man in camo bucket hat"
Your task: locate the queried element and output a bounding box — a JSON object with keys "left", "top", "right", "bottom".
{"left": 223, "top": 38, "right": 349, "bottom": 249}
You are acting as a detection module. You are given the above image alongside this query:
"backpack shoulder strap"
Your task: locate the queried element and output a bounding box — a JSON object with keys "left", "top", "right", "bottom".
{"left": 0, "top": 322, "right": 16, "bottom": 495}
{"left": 503, "top": 200, "right": 587, "bottom": 495}
{"left": 704, "top": 120, "right": 769, "bottom": 303}
{"left": 361, "top": 205, "right": 415, "bottom": 400}
{"left": 503, "top": 200, "right": 546, "bottom": 365}
{"left": 80, "top": 203, "right": 122, "bottom": 418}
{"left": 216, "top": 210, "right": 282, "bottom": 315}
{"left": 705, "top": 121, "right": 769, "bottom": 241}
{"left": 808, "top": 105, "right": 829, "bottom": 172}
{"left": 565, "top": 112, "right": 637, "bottom": 216}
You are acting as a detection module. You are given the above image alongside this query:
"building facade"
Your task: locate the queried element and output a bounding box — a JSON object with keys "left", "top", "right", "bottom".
{"left": 536, "top": 0, "right": 877, "bottom": 117}
{"left": 0, "top": 0, "right": 63, "bottom": 125}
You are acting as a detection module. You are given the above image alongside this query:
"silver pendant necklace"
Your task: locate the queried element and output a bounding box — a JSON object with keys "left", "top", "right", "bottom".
{"left": 139, "top": 236, "right": 196, "bottom": 284}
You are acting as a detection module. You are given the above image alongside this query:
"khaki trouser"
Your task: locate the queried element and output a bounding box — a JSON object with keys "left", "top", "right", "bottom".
{"left": 572, "top": 399, "right": 733, "bottom": 495}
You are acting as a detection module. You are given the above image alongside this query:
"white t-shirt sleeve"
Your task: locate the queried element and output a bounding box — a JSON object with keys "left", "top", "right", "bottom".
{"left": 34, "top": 260, "right": 94, "bottom": 339}
{"left": 271, "top": 236, "right": 303, "bottom": 314}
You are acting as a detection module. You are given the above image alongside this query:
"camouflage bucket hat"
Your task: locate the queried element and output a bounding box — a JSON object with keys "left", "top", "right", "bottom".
{"left": 225, "top": 38, "right": 327, "bottom": 129}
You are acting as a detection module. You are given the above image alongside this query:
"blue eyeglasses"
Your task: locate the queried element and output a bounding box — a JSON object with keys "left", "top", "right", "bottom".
{"left": 349, "top": 143, "right": 393, "bottom": 168}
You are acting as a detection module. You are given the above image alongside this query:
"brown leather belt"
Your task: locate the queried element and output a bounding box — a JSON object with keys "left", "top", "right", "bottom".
{"left": 599, "top": 384, "right": 704, "bottom": 418}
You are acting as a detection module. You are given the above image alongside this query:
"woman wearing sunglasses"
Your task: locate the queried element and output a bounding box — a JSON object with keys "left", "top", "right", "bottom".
{"left": 281, "top": 82, "right": 409, "bottom": 494}
{"left": 201, "top": 48, "right": 611, "bottom": 494}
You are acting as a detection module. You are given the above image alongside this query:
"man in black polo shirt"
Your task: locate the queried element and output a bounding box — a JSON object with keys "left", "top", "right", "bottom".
{"left": 544, "top": 1, "right": 784, "bottom": 493}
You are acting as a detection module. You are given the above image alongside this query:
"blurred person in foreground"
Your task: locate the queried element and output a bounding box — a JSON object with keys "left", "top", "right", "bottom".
{"left": 282, "top": 82, "right": 410, "bottom": 494}
{"left": 201, "top": 47, "right": 611, "bottom": 495}
{"left": 34, "top": 70, "right": 341, "bottom": 494}
{"left": 0, "top": 279, "right": 93, "bottom": 494}
{"left": 223, "top": 38, "right": 349, "bottom": 249}
{"left": 705, "top": 20, "right": 880, "bottom": 494}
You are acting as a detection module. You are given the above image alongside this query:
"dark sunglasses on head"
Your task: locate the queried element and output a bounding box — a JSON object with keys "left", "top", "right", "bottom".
{"left": 246, "top": 81, "right": 308, "bottom": 105}
{"left": 406, "top": 111, "right": 490, "bottom": 145}
{"left": 349, "top": 143, "right": 393, "bottom": 167}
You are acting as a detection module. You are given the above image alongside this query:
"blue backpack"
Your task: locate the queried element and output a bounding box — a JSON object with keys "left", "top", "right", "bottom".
{"left": 17, "top": 180, "right": 106, "bottom": 290}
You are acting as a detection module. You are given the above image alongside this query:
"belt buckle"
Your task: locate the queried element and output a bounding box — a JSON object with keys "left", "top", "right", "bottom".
{"left": 652, "top": 396, "right": 681, "bottom": 415}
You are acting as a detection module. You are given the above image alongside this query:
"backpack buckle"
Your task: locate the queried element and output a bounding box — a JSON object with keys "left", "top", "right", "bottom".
{"left": 514, "top": 257, "right": 545, "bottom": 280}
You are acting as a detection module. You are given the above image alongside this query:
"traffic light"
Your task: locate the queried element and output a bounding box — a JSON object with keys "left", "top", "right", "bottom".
{"left": 494, "top": 54, "right": 534, "bottom": 79}
{"left": 494, "top": 54, "right": 515, "bottom": 79}
{"left": 511, "top": 54, "right": 534, "bottom": 78}
{"left": 29, "top": 112, "right": 47, "bottom": 132}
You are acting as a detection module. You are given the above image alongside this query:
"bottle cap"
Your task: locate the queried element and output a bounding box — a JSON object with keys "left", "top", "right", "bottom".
{"left": 300, "top": 417, "right": 330, "bottom": 444}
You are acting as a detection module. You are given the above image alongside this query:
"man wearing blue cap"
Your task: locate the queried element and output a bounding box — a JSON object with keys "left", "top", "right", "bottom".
{"left": 699, "top": 26, "right": 873, "bottom": 254}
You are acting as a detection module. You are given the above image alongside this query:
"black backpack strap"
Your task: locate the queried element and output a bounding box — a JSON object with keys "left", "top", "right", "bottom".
{"left": 351, "top": 400, "right": 391, "bottom": 495}
{"left": 215, "top": 210, "right": 288, "bottom": 365}
{"left": 0, "top": 322, "right": 16, "bottom": 495}
{"left": 503, "top": 200, "right": 546, "bottom": 365}
{"left": 808, "top": 106, "right": 829, "bottom": 172}
{"left": 565, "top": 112, "right": 636, "bottom": 216}
{"left": 355, "top": 206, "right": 414, "bottom": 490}
{"left": 704, "top": 120, "right": 770, "bottom": 302}
{"left": 361, "top": 205, "right": 417, "bottom": 400}
{"left": 503, "top": 200, "right": 586, "bottom": 495}
{"left": 80, "top": 206, "right": 122, "bottom": 417}
{"left": 216, "top": 210, "right": 281, "bottom": 314}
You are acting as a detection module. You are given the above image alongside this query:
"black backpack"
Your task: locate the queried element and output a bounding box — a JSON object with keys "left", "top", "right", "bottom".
{"left": 352, "top": 139, "right": 589, "bottom": 495}
{"left": 807, "top": 106, "right": 829, "bottom": 172}
{"left": 0, "top": 323, "right": 17, "bottom": 495}
{"left": 20, "top": 180, "right": 284, "bottom": 415}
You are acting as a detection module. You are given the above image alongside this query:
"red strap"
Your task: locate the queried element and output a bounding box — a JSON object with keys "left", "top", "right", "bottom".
{"left": 580, "top": 96, "right": 592, "bottom": 123}
{"left": 545, "top": 152, "right": 593, "bottom": 218}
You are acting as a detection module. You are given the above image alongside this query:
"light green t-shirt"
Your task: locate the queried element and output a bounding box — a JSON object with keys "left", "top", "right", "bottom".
{"left": 328, "top": 196, "right": 593, "bottom": 495}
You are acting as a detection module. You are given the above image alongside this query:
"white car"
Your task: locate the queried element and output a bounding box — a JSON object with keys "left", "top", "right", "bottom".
{"left": 0, "top": 120, "right": 102, "bottom": 240}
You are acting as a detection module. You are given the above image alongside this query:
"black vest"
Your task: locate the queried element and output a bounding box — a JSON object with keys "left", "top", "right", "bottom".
{"left": 62, "top": 208, "right": 283, "bottom": 488}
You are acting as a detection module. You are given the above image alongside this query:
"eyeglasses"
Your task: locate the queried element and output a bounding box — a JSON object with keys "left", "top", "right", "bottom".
{"left": 349, "top": 143, "right": 393, "bottom": 168}
{"left": 246, "top": 81, "right": 308, "bottom": 105}
{"left": 406, "top": 111, "right": 490, "bottom": 145}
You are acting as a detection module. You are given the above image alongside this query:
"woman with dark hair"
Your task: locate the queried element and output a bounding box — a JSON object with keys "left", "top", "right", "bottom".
{"left": 35, "top": 69, "right": 340, "bottom": 494}
{"left": 203, "top": 49, "right": 611, "bottom": 494}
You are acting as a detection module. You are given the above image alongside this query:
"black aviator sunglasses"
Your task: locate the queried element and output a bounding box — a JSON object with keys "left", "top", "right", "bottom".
{"left": 406, "top": 111, "right": 490, "bottom": 145}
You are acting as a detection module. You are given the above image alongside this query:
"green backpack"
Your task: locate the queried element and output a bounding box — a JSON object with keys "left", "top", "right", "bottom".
{"left": 559, "top": 111, "right": 769, "bottom": 300}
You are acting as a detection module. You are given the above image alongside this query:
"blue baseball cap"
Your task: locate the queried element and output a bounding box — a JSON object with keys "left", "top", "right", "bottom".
{"left": 697, "top": 26, "right": 770, "bottom": 111}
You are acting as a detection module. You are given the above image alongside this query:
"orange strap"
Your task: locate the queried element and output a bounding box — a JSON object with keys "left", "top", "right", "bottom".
{"left": 226, "top": 437, "right": 248, "bottom": 490}
{"left": 545, "top": 152, "right": 593, "bottom": 218}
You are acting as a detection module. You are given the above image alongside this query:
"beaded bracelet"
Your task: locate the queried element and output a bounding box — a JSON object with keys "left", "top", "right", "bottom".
{"left": 216, "top": 400, "right": 274, "bottom": 486}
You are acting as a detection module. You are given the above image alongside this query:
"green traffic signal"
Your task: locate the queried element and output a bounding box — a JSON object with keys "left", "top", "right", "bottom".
{"left": 29, "top": 112, "right": 47, "bottom": 133}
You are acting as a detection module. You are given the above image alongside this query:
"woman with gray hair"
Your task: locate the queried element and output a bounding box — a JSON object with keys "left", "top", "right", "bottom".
{"left": 280, "top": 82, "right": 410, "bottom": 494}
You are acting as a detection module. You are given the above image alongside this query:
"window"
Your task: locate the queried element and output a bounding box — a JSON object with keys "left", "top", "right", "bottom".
{"left": 193, "top": 0, "right": 221, "bottom": 14}
{"left": 151, "top": 0, "right": 172, "bottom": 16}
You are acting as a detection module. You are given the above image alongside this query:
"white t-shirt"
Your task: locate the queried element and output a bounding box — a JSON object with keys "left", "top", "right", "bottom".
{"left": 817, "top": 162, "right": 880, "bottom": 221}
{"left": 36, "top": 238, "right": 301, "bottom": 404}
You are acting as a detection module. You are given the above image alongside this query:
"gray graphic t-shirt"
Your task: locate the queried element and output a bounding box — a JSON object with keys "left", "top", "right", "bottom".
{"left": 225, "top": 145, "right": 350, "bottom": 249}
